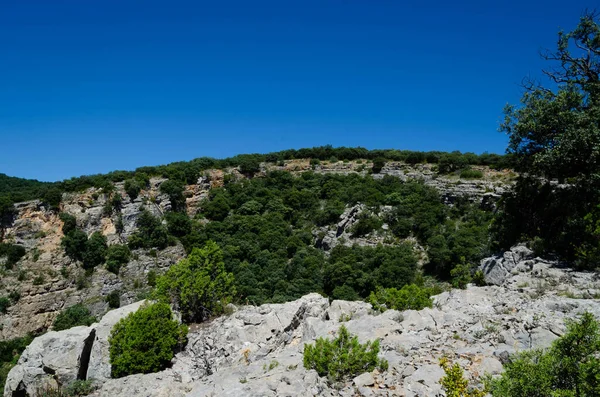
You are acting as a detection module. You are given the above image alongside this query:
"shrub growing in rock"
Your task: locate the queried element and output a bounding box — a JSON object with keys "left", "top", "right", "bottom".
{"left": 108, "top": 302, "right": 187, "bottom": 378}
{"left": 303, "top": 325, "right": 388, "bottom": 382}
{"left": 490, "top": 313, "right": 600, "bottom": 397}
{"left": 124, "top": 178, "right": 142, "bottom": 200}
{"left": 53, "top": 304, "right": 96, "bottom": 331}
{"left": 489, "top": 312, "right": 600, "bottom": 396}
{"left": 106, "top": 290, "right": 121, "bottom": 309}
{"left": 105, "top": 244, "right": 131, "bottom": 275}
{"left": 439, "top": 357, "right": 486, "bottom": 397}
{"left": 368, "top": 284, "right": 433, "bottom": 312}
{"left": 0, "top": 297, "right": 9, "bottom": 314}
{"left": 0, "top": 243, "right": 26, "bottom": 269}
{"left": 154, "top": 241, "right": 235, "bottom": 322}
{"left": 82, "top": 232, "right": 107, "bottom": 270}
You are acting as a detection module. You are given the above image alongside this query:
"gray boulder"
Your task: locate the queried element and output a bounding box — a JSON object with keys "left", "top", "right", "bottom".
{"left": 4, "top": 326, "right": 95, "bottom": 397}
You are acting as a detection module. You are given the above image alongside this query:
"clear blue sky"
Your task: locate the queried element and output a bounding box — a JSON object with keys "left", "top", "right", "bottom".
{"left": 0, "top": 0, "right": 592, "bottom": 181}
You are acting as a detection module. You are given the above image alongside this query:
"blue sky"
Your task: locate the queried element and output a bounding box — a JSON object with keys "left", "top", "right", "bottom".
{"left": 0, "top": 0, "right": 592, "bottom": 181}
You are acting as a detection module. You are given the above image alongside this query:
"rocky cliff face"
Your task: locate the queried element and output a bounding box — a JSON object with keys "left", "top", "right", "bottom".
{"left": 5, "top": 246, "right": 599, "bottom": 397}
{"left": 0, "top": 178, "right": 188, "bottom": 340}
{"left": 1, "top": 162, "right": 511, "bottom": 342}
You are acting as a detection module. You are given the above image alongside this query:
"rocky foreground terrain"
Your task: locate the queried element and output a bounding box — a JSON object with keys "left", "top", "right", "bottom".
{"left": 5, "top": 244, "right": 600, "bottom": 397}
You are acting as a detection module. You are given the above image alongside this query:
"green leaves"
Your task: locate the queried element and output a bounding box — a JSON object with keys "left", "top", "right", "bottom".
{"left": 368, "top": 284, "right": 434, "bottom": 312}
{"left": 490, "top": 312, "right": 600, "bottom": 397}
{"left": 153, "top": 241, "right": 236, "bottom": 322}
{"left": 108, "top": 302, "right": 187, "bottom": 378}
{"left": 53, "top": 304, "right": 96, "bottom": 331}
{"left": 496, "top": 12, "right": 600, "bottom": 262}
{"left": 303, "top": 325, "right": 388, "bottom": 382}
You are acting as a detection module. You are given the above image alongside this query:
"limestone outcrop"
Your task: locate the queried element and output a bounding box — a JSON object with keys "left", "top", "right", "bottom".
{"left": 5, "top": 247, "right": 599, "bottom": 396}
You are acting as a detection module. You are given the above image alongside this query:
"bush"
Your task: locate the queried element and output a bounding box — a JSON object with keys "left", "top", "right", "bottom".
{"left": 489, "top": 312, "right": 600, "bottom": 396}
{"left": 124, "top": 179, "right": 142, "bottom": 200}
{"left": 439, "top": 357, "right": 486, "bottom": 397}
{"left": 350, "top": 212, "right": 382, "bottom": 237}
{"left": 0, "top": 297, "right": 9, "bottom": 314}
{"left": 0, "top": 243, "right": 26, "bottom": 269}
{"left": 108, "top": 302, "right": 187, "bottom": 378}
{"left": 368, "top": 284, "right": 433, "bottom": 312}
{"left": 59, "top": 213, "right": 77, "bottom": 235}
{"left": 154, "top": 241, "right": 236, "bottom": 322}
{"left": 53, "top": 304, "right": 96, "bottom": 331}
{"left": 106, "top": 290, "right": 121, "bottom": 309}
{"left": 159, "top": 180, "right": 186, "bottom": 212}
{"left": 82, "top": 232, "right": 107, "bottom": 270}
{"left": 128, "top": 210, "right": 169, "bottom": 250}
{"left": 450, "top": 260, "right": 472, "bottom": 289}
{"left": 41, "top": 187, "right": 62, "bottom": 211}
{"left": 147, "top": 270, "right": 157, "bottom": 287}
{"left": 372, "top": 157, "right": 386, "bottom": 173}
{"left": 106, "top": 244, "right": 131, "bottom": 275}
{"left": 303, "top": 325, "right": 388, "bottom": 382}
{"left": 62, "top": 229, "right": 88, "bottom": 262}
{"left": 63, "top": 379, "right": 97, "bottom": 396}
{"left": 460, "top": 168, "right": 484, "bottom": 179}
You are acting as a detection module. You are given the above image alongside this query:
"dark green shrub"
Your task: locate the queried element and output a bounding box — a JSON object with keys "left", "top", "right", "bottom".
{"left": 106, "top": 290, "right": 120, "bottom": 309}
{"left": 41, "top": 188, "right": 63, "bottom": 211}
{"left": 159, "top": 180, "right": 186, "bottom": 212}
{"left": 368, "top": 284, "right": 433, "bottom": 312}
{"left": 108, "top": 302, "right": 187, "bottom": 378}
{"left": 303, "top": 325, "right": 388, "bottom": 382}
{"left": 128, "top": 210, "right": 169, "bottom": 250}
{"left": 0, "top": 297, "right": 9, "bottom": 314}
{"left": 0, "top": 243, "right": 26, "bottom": 269}
{"left": 203, "top": 195, "right": 231, "bottom": 221}
{"left": 106, "top": 244, "right": 131, "bottom": 275}
{"left": 472, "top": 270, "right": 486, "bottom": 286}
{"left": 372, "top": 157, "right": 386, "bottom": 173}
{"left": 62, "top": 229, "right": 88, "bottom": 262}
{"left": 59, "top": 213, "right": 77, "bottom": 235}
{"left": 82, "top": 232, "right": 107, "bottom": 270}
{"left": 450, "top": 260, "right": 472, "bottom": 289}
{"left": 124, "top": 179, "right": 142, "bottom": 200}
{"left": 147, "top": 270, "right": 157, "bottom": 287}
{"left": 53, "top": 304, "right": 96, "bottom": 331}
{"left": 165, "top": 211, "right": 192, "bottom": 237}
{"left": 350, "top": 212, "right": 382, "bottom": 237}
{"left": 154, "top": 241, "right": 236, "bottom": 322}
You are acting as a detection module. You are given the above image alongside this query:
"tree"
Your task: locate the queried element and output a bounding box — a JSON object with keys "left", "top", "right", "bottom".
{"left": 128, "top": 210, "right": 169, "bottom": 250}
{"left": 372, "top": 157, "right": 386, "bottom": 173}
{"left": 108, "top": 302, "right": 187, "bottom": 378}
{"left": 82, "top": 231, "right": 107, "bottom": 270}
{"left": 494, "top": 12, "right": 600, "bottom": 264}
{"left": 154, "top": 241, "right": 236, "bottom": 322}
{"left": 41, "top": 187, "right": 62, "bottom": 211}
{"left": 160, "top": 180, "right": 186, "bottom": 212}
{"left": 124, "top": 179, "right": 142, "bottom": 200}
{"left": 106, "top": 244, "right": 131, "bottom": 275}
